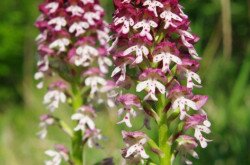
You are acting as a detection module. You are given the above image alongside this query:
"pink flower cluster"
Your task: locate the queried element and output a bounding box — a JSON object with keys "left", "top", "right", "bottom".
{"left": 35, "top": 0, "right": 115, "bottom": 163}
{"left": 35, "top": 0, "right": 114, "bottom": 110}
{"left": 35, "top": 0, "right": 111, "bottom": 93}
{"left": 110, "top": 0, "right": 211, "bottom": 164}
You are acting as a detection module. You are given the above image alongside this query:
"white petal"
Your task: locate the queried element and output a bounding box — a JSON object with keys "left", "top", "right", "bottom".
{"left": 149, "top": 20, "right": 157, "bottom": 27}
{"left": 136, "top": 80, "right": 149, "bottom": 92}
{"left": 129, "top": 18, "right": 134, "bottom": 26}
{"left": 183, "top": 98, "right": 198, "bottom": 110}
{"left": 37, "top": 129, "right": 47, "bottom": 139}
{"left": 197, "top": 125, "right": 211, "bottom": 134}
{"left": 141, "top": 46, "right": 149, "bottom": 55}
{"left": 171, "top": 13, "right": 182, "bottom": 21}
{"left": 155, "top": 80, "right": 166, "bottom": 94}
{"left": 117, "top": 113, "right": 132, "bottom": 127}
{"left": 189, "top": 71, "right": 201, "bottom": 84}
{"left": 71, "top": 113, "right": 84, "bottom": 120}
{"left": 124, "top": 45, "right": 137, "bottom": 55}
{"left": 118, "top": 108, "right": 124, "bottom": 116}
{"left": 169, "top": 54, "right": 182, "bottom": 64}
{"left": 111, "top": 66, "right": 121, "bottom": 77}
{"left": 203, "top": 120, "right": 211, "bottom": 127}
{"left": 188, "top": 150, "right": 199, "bottom": 159}
{"left": 153, "top": 53, "right": 164, "bottom": 63}
{"left": 180, "top": 109, "right": 186, "bottom": 120}
{"left": 45, "top": 150, "right": 58, "bottom": 157}
{"left": 122, "top": 20, "right": 130, "bottom": 34}
{"left": 125, "top": 144, "right": 137, "bottom": 157}
{"left": 133, "top": 21, "right": 143, "bottom": 29}
{"left": 145, "top": 32, "right": 153, "bottom": 41}
{"left": 86, "top": 117, "right": 95, "bottom": 130}
{"left": 114, "top": 16, "right": 125, "bottom": 25}
{"left": 37, "top": 82, "right": 44, "bottom": 89}
{"left": 200, "top": 140, "right": 208, "bottom": 148}
{"left": 74, "top": 125, "right": 83, "bottom": 132}
{"left": 103, "top": 57, "right": 112, "bottom": 66}
{"left": 194, "top": 128, "right": 202, "bottom": 140}
{"left": 34, "top": 72, "right": 43, "bottom": 80}
{"left": 172, "top": 99, "right": 180, "bottom": 110}
{"left": 139, "top": 147, "right": 149, "bottom": 159}
{"left": 60, "top": 92, "right": 66, "bottom": 103}
{"left": 139, "top": 138, "right": 147, "bottom": 145}
{"left": 148, "top": 93, "right": 158, "bottom": 101}
{"left": 85, "top": 77, "right": 91, "bottom": 86}
{"left": 185, "top": 159, "right": 193, "bottom": 165}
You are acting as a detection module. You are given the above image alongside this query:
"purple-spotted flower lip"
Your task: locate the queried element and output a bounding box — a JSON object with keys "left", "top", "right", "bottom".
{"left": 139, "top": 68, "right": 167, "bottom": 82}
{"left": 192, "top": 95, "right": 208, "bottom": 109}
{"left": 83, "top": 67, "right": 104, "bottom": 76}
{"left": 49, "top": 81, "right": 67, "bottom": 90}
{"left": 167, "top": 85, "right": 191, "bottom": 99}
{"left": 117, "top": 94, "right": 141, "bottom": 108}
{"left": 184, "top": 114, "right": 207, "bottom": 130}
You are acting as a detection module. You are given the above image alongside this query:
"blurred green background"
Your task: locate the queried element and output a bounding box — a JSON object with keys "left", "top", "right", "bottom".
{"left": 0, "top": 0, "right": 249, "bottom": 164}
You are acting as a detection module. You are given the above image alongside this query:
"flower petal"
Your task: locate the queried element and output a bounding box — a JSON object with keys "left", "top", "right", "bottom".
{"left": 136, "top": 80, "right": 149, "bottom": 92}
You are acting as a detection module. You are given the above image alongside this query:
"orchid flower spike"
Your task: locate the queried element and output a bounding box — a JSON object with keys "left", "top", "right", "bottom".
{"left": 110, "top": 0, "right": 211, "bottom": 164}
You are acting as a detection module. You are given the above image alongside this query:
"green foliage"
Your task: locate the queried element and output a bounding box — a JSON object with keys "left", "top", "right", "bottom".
{"left": 0, "top": 0, "right": 40, "bottom": 106}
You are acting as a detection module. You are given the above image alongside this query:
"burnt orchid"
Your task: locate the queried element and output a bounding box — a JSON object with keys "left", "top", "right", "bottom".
{"left": 45, "top": 144, "right": 69, "bottom": 165}
{"left": 35, "top": 0, "right": 113, "bottom": 164}
{"left": 110, "top": 0, "right": 211, "bottom": 164}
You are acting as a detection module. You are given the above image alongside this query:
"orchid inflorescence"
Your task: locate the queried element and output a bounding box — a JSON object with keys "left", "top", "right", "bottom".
{"left": 35, "top": 0, "right": 115, "bottom": 164}
{"left": 109, "top": 0, "right": 211, "bottom": 164}
{"left": 35, "top": 0, "right": 211, "bottom": 164}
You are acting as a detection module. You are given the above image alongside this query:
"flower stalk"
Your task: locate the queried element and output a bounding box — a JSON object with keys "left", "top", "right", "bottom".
{"left": 35, "top": 0, "right": 114, "bottom": 164}
{"left": 110, "top": 0, "right": 211, "bottom": 164}
{"left": 71, "top": 85, "right": 84, "bottom": 165}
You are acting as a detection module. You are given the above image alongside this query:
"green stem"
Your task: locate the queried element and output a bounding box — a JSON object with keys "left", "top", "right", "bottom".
{"left": 158, "top": 124, "right": 171, "bottom": 165}
{"left": 58, "top": 120, "right": 74, "bottom": 137}
{"left": 71, "top": 84, "right": 84, "bottom": 165}
{"left": 157, "top": 94, "right": 171, "bottom": 165}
